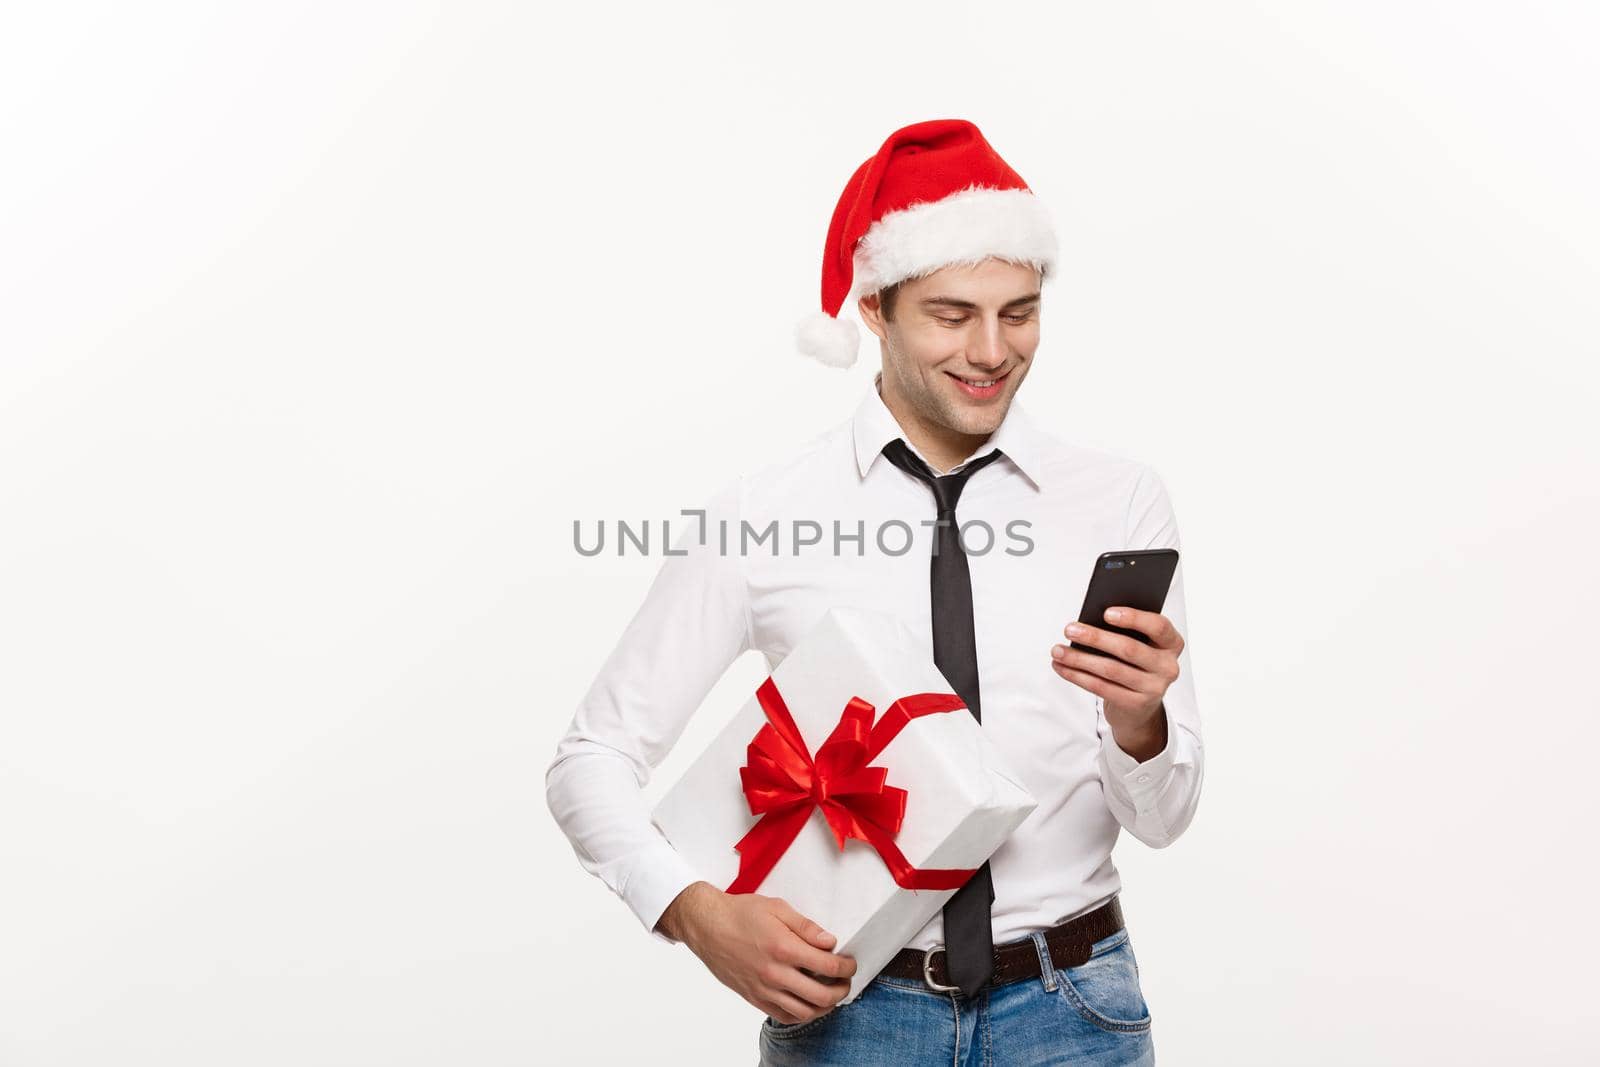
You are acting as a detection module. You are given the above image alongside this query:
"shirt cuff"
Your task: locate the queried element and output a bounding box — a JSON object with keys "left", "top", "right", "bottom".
{"left": 625, "top": 837, "right": 704, "bottom": 947}
{"left": 1100, "top": 703, "right": 1179, "bottom": 803}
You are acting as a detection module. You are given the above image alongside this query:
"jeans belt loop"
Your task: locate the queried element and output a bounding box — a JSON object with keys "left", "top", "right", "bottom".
{"left": 1029, "top": 930, "right": 1058, "bottom": 992}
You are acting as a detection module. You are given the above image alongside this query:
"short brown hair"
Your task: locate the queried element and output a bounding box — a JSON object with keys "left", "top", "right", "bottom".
{"left": 877, "top": 278, "right": 907, "bottom": 322}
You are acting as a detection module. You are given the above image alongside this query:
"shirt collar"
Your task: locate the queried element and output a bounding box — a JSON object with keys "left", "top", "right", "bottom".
{"left": 851, "top": 372, "right": 1046, "bottom": 489}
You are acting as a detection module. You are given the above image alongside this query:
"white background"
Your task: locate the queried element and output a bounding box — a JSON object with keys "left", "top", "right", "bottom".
{"left": 3, "top": 2, "right": 1597, "bottom": 1063}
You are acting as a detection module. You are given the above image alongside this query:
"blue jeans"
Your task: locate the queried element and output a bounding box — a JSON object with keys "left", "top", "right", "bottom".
{"left": 758, "top": 925, "right": 1155, "bottom": 1066}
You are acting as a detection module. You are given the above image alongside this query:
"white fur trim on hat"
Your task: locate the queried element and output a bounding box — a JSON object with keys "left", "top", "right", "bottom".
{"left": 795, "top": 310, "right": 861, "bottom": 368}
{"left": 848, "top": 184, "right": 1059, "bottom": 302}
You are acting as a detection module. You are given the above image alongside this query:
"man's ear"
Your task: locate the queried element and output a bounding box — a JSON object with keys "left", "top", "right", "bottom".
{"left": 857, "top": 292, "right": 887, "bottom": 341}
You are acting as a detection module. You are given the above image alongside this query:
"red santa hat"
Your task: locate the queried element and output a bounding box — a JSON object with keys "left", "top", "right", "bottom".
{"left": 796, "top": 118, "right": 1059, "bottom": 368}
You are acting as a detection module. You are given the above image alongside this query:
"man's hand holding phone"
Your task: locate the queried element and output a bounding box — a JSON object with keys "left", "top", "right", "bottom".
{"left": 1050, "top": 606, "right": 1185, "bottom": 762}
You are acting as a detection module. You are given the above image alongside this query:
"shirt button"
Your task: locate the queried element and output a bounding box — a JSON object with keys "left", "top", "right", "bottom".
{"left": 1137, "top": 774, "right": 1150, "bottom": 783}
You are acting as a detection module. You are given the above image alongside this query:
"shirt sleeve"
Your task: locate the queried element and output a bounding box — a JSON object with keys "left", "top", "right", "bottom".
{"left": 544, "top": 476, "right": 752, "bottom": 944}
{"left": 1094, "top": 463, "right": 1206, "bottom": 848}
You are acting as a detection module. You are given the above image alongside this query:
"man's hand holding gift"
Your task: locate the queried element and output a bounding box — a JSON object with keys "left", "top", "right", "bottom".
{"left": 656, "top": 882, "right": 857, "bottom": 1026}
{"left": 1049, "top": 606, "right": 1185, "bottom": 763}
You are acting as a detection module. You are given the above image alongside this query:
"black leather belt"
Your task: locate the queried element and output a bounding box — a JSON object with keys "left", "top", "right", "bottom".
{"left": 876, "top": 897, "right": 1125, "bottom": 992}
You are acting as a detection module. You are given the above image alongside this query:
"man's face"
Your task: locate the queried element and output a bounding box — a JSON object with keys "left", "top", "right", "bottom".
{"left": 858, "top": 258, "right": 1042, "bottom": 440}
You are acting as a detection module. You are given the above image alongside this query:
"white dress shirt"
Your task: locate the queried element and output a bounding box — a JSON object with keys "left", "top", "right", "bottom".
{"left": 546, "top": 375, "right": 1204, "bottom": 952}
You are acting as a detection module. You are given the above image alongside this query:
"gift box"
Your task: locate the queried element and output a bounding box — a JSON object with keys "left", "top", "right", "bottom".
{"left": 650, "top": 605, "right": 1037, "bottom": 1005}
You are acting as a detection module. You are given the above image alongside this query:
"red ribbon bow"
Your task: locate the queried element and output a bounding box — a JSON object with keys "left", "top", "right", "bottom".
{"left": 725, "top": 675, "right": 980, "bottom": 896}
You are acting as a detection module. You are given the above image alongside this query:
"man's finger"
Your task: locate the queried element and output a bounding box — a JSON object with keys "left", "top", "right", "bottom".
{"left": 790, "top": 937, "right": 857, "bottom": 981}
{"left": 1051, "top": 659, "right": 1145, "bottom": 706}
{"left": 770, "top": 898, "right": 836, "bottom": 949}
{"left": 763, "top": 989, "right": 816, "bottom": 1026}
{"left": 1102, "top": 606, "right": 1183, "bottom": 651}
{"left": 1063, "top": 620, "right": 1161, "bottom": 670}
{"left": 770, "top": 899, "right": 856, "bottom": 979}
{"left": 1051, "top": 644, "right": 1158, "bottom": 695}
{"left": 776, "top": 965, "right": 851, "bottom": 1010}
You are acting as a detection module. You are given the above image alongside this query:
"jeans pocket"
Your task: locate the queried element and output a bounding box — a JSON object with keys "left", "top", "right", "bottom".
{"left": 762, "top": 995, "right": 852, "bottom": 1041}
{"left": 1054, "top": 932, "right": 1153, "bottom": 1034}
{"left": 762, "top": 1013, "right": 829, "bottom": 1040}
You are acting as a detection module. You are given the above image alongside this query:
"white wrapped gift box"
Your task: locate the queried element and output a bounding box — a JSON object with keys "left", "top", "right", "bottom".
{"left": 651, "top": 605, "right": 1037, "bottom": 1005}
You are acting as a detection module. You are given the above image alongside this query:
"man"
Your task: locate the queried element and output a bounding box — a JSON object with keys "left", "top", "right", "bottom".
{"left": 546, "top": 119, "right": 1203, "bottom": 1065}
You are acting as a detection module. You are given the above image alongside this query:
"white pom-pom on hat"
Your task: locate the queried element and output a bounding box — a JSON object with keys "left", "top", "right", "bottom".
{"left": 795, "top": 311, "right": 861, "bottom": 368}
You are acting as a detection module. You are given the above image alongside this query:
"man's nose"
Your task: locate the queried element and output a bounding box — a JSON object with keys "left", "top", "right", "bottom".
{"left": 968, "top": 321, "right": 1009, "bottom": 369}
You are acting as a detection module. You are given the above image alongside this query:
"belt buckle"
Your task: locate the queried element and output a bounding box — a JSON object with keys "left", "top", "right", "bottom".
{"left": 921, "top": 946, "right": 962, "bottom": 992}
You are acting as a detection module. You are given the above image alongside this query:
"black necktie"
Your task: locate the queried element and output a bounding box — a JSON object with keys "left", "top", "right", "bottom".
{"left": 881, "top": 437, "right": 1004, "bottom": 997}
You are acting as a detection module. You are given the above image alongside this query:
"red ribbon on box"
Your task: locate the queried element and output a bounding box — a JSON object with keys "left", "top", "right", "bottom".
{"left": 725, "top": 675, "right": 980, "bottom": 895}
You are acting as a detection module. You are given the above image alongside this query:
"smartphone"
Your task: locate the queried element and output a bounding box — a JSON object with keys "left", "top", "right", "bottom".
{"left": 1069, "top": 549, "right": 1180, "bottom": 663}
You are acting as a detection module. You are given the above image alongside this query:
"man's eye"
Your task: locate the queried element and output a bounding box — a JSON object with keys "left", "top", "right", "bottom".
{"left": 935, "top": 313, "right": 1035, "bottom": 326}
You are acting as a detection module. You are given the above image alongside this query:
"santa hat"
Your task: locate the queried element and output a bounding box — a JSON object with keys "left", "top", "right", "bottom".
{"left": 795, "top": 118, "right": 1059, "bottom": 368}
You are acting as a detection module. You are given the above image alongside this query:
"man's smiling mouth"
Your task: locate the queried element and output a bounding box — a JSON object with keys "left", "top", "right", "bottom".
{"left": 946, "top": 370, "right": 1009, "bottom": 398}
